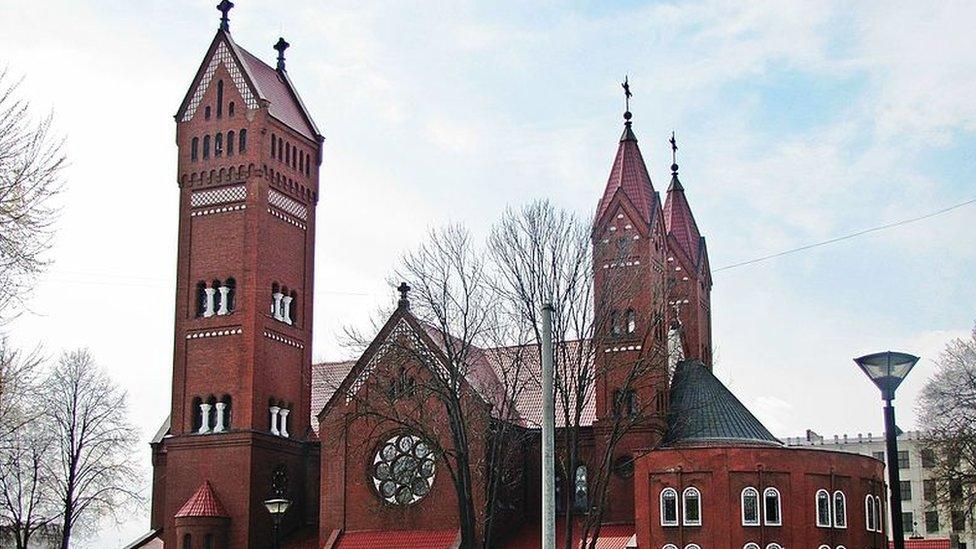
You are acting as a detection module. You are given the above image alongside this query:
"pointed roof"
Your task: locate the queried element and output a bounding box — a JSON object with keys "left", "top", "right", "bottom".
{"left": 661, "top": 360, "right": 781, "bottom": 448}
{"left": 595, "top": 122, "right": 657, "bottom": 224}
{"left": 174, "top": 481, "right": 229, "bottom": 518}
{"left": 663, "top": 169, "right": 702, "bottom": 262}
{"left": 176, "top": 30, "right": 321, "bottom": 142}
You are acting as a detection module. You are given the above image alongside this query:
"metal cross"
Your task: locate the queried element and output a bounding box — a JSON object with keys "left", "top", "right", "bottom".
{"left": 622, "top": 76, "right": 632, "bottom": 113}
{"left": 274, "top": 37, "right": 290, "bottom": 70}
{"left": 670, "top": 131, "right": 678, "bottom": 166}
{"left": 217, "top": 0, "right": 234, "bottom": 31}
{"left": 397, "top": 282, "right": 411, "bottom": 307}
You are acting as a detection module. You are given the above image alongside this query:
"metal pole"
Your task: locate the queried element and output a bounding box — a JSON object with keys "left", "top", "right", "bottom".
{"left": 541, "top": 303, "right": 556, "bottom": 549}
{"left": 884, "top": 399, "right": 905, "bottom": 549}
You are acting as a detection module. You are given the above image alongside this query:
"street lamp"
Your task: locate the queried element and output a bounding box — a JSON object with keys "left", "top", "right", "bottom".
{"left": 263, "top": 497, "right": 291, "bottom": 549}
{"left": 854, "top": 350, "right": 920, "bottom": 549}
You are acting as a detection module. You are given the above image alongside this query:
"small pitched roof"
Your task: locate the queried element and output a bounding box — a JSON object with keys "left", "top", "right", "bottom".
{"left": 662, "top": 171, "right": 703, "bottom": 263}
{"left": 336, "top": 529, "right": 460, "bottom": 549}
{"left": 595, "top": 123, "right": 658, "bottom": 225}
{"left": 661, "top": 360, "right": 780, "bottom": 448}
{"left": 176, "top": 30, "right": 320, "bottom": 141}
{"left": 174, "top": 481, "right": 229, "bottom": 518}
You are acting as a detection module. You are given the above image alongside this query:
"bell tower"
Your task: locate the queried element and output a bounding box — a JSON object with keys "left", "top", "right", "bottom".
{"left": 590, "top": 81, "right": 670, "bottom": 522}
{"left": 150, "top": 4, "right": 324, "bottom": 547}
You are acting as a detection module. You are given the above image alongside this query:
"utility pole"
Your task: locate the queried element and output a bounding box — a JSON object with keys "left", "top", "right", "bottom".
{"left": 541, "top": 303, "right": 555, "bottom": 549}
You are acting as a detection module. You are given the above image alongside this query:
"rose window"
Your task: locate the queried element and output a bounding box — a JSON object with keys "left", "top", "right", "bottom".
{"left": 372, "top": 433, "right": 435, "bottom": 505}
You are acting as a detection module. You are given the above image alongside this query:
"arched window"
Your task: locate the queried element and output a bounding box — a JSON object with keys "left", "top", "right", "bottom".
{"left": 214, "top": 132, "right": 223, "bottom": 157}
{"left": 271, "top": 134, "right": 277, "bottom": 156}
{"left": 299, "top": 150, "right": 305, "bottom": 173}
{"left": 685, "top": 545, "right": 701, "bottom": 549}
{"left": 865, "top": 494, "right": 875, "bottom": 531}
{"left": 833, "top": 490, "right": 847, "bottom": 528}
{"left": 191, "top": 137, "right": 199, "bottom": 161}
{"left": 626, "top": 309, "right": 636, "bottom": 334}
{"left": 744, "top": 544, "right": 760, "bottom": 549}
{"left": 816, "top": 489, "right": 831, "bottom": 527}
{"left": 663, "top": 545, "right": 678, "bottom": 549}
{"left": 874, "top": 496, "right": 882, "bottom": 532}
{"left": 836, "top": 546, "right": 847, "bottom": 549}
{"left": 682, "top": 487, "right": 701, "bottom": 526}
{"left": 205, "top": 105, "right": 211, "bottom": 120}
{"left": 239, "top": 129, "right": 247, "bottom": 153}
{"left": 182, "top": 534, "right": 191, "bottom": 549}
{"left": 227, "top": 131, "right": 235, "bottom": 156}
{"left": 203, "top": 135, "right": 211, "bottom": 159}
{"left": 766, "top": 545, "right": 782, "bottom": 549}
{"left": 306, "top": 156, "right": 311, "bottom": 176}
{"left": 225, "top": 278, "right": 236, "bottom": 313}
{"left": 204, "top": 534, "right": 214, "bottom": 549}
{"left": 216, "top": 80, "right": 224, "bottom": 118}
{"left": 277, "top": 138, "right": 283, "bottom": 160}
{"left": 763, "top": 487, "right": 782, "bottom": 526}
{"left": 741, "top": 487, "right": 760, "bottom": 526}
{"left": 292, "top": 147, "right": 297, "bottom": 169}
{"left": 660, "top": 488, "right": 678, "bottom": 526}
{"left": 610, "top": 310, "right": 621, "bottom": 336}
{"left": 228, "top": 101, "right": 235, "bottom": 117}
{"left": 818, "top": 546, "right": 830, "bottom": 549}
{"left": 574, "top": 465, "right": 588, "bottom": 511}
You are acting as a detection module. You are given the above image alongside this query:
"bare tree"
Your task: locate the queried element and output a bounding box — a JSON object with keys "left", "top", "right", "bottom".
{"left": 0, "top": 337, "right": 44, "bottom": 445}
{"left": 45, "top": 349, "right": 140, "bottom": 548}
{"left": 0, "top": 68, "right": 66, "bottom": 321}
{"left": 0, "top": 417, "right": 57, "bottom": 549}
{"left": 918, "top": 323, "right": 976, "bottom": 529}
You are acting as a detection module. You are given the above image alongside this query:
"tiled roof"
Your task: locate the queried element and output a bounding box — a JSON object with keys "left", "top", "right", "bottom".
{"left": 174, "top": 481, "right": 229, "bottom": 518}
{"left": 336, "top": 529, "right": 459, "bottom": 548}
{"left": 892, "top": 541, "right": 950, "bottom": 549}
{"left": 662, "top": 171, "right": 702, "bottom": 263}
{"left": 661, "top": 360, "right": 781, "bottom": 448}
{"left": 595, "top": 124, "right": 657, "bottom": 224}
{"left": 504, "top": 521, "right": 634, "bottom": 548}
{"left": 235, "top": 46, "right": 317, "bottom": 140}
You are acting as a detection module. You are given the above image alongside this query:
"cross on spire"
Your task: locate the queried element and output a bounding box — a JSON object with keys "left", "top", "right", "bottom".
{"left": 397, "top": 282, "right": 411, "bottom": 309}
{"left": 274, "top": 37, "right": 290, "bottom": 71}
{"left": 670, "top": 131, "right": 679, "bottom": 174}
{"left": 621, "top": 76, "right": 633, "bottom": 122}
{"left": 217, "top": 0, "right": 234, "bottom": 32}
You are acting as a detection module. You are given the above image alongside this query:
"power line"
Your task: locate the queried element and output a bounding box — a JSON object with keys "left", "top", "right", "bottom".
{"left": 714, "top": 197, "right": 976, "bottom": 273}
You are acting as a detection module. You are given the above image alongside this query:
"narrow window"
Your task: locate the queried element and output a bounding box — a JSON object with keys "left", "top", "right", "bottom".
{"left": 286, "top": 142, "right": 291, "bottom": 165}
{"left": 277, "top": 138, "right": 283, "bottom": 161}
{"left": 291, "top": 146, "right": 297, "bottom": 169}
{"left": 625, "top": 390, "right": 637, "bottom": 417}
{"left": 215, "top": 132, "right": 223, "bottom": 157}
{"left": 227, "top": 131, "right": 235, "bottom": 156}
{"left": 763, "top": 487, "right": 781, "bottom": 526}
{"left": 205, "top": 105, "right": 211, "bottom": 120}
{"left": 191, "top": 137, "right": 199, "bottom": 161}
{"left": 660, "top": 488, "right": 678, "bottom": 526}
{"left": 204, "top": 534, "right": 214, "bottom": 549}
{"left": 306, "top": 156, "right": 311, "bottom": 176}
{"left": 225, "top": 278, "right": 236, "bottom": 313}
{"left": 203, "top": 135, "right": 211, "bottom": 159}
{"left": 228, "top": 101, "right": 235, "bottom": 117}
{"left": 816, "top": 489, "right": 831, "bottom": 527}
{"left": 626, "top": 309, "right": 636, "bottom": 334}
{"left": 682, "top": 487, "right": 701, "bottom": 526}
{"left": 289, "top": 290, "right": 298, "bottom": 325}
{"left": 865, "top": 495, "right": 874, "bottom": 531}
{"left": 874, "top": 496, "right": 883, "bottom": 532}
{"left": 239, "top": 129, "right": 247, "bottom": 153}
{"left": 833, "top": 491, "right": 847, "bottom": 528}
{"left": 741, "top": 487, "right": 760, "bottom": 526}
{"left": 195, "top": 281, "right": 207, "bottom": 317}
{"left": 216, "top": 80, "right": 224, "bottom": 118}
{"left": 271, "top": 134, "right": 277, "bottom": 156}
{"left": 610, "top": 310, "right": 621, "bottom": 336}
{"left": 190, "top": 397, "right": 202, "bottom": 432}
{"left": 574, "top": 465, "right": 588, "bottom": 511}
{"left": 182, "top": 534, "right": 192, "bottom": 549}
{"left": 222, "top": 395, "right": 232, "bottom": 429}
{"left": 299, "top": 150, "right": 305, "bottom": 173}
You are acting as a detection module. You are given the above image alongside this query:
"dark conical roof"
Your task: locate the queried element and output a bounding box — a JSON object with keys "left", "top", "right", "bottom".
{"left": 661, "top": 360, "right": 781, "bottom": 448}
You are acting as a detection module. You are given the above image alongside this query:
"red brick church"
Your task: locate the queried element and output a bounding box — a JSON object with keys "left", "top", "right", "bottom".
{"left": 131, "top": 5, "right": 888, "bottom": 549}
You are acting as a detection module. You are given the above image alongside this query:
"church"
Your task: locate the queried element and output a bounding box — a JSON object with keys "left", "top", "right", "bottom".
{"left": 132, "top": 5, "right": 889, "bottom": 549}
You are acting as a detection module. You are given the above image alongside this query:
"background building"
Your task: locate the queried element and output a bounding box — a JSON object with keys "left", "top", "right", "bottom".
{"left": 784, "top": 430, "right": 975, "bottom": 549}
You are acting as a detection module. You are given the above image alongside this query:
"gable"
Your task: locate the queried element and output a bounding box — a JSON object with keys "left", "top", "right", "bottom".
{"left": 179, "top": 37, "right": 260, "bottom": 122}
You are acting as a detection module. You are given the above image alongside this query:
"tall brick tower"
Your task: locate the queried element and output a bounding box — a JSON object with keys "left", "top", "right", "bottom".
{"left": 590, "top": 84, "right": 670, "bottom": 522}
{"left": 662, "top": 137, "right": 713, "bottom": 365}
{"left": 149, "top": 3, "right": 323, "bottom": 547}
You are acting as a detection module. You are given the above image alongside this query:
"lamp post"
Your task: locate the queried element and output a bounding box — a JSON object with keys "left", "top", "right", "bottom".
{"left": 263, "top": 496, "right": 291, "bottom": 549}
{"left": 854, "top": 351, "right": 920, "bottom": 549}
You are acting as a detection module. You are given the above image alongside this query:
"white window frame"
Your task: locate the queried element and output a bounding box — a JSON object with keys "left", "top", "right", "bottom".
{"left": 818, "top": 546, "right": 831, "bottom": 549}
{"left": 744, "top": 544, "right": 760, "bottom": 549}
{"left": 685, "top": 545, "right": 701, "bottom": 549}
{"left": 816, "top": 489, "right": 831, "bottom": 527}
{"left": 682, "top": 487, "right": 702, "bottom": 526}
{"left": 874, "top": 496, "right": 883, "bottom": 532}
{"left": 741, "top": 487, "right": 760, "bottom": 526}
{"left": 837, "top": 546, "right": 847, "bottom": 549}
{"left": 865, "top": 494, "right": 875, "bottom": 532}
{"left": 833, "top": 490, "right": 847, "bottom": 529}
{"left": 660, "top": 488, "right": 679, "bottom": 527}
{"left": 766, "top": 544, "right": 783, "bottom": 549}
{"left": 662, "top": 545, "right": 678, "bottom": 549}
{"left": 763, "top": 487, "right": 782, "bottom": 526}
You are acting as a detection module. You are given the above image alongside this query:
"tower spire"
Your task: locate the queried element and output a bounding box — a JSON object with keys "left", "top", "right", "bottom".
{"left": 217, "top": 0, "right": 234, "bottom": 32}
{"left": 620, "top": 76, "right": 637, "bottom": 142}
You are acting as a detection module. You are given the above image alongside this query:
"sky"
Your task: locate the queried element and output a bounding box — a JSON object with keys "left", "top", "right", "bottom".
{"left": 1, "top": 0, "right": 975, "bottom": 546}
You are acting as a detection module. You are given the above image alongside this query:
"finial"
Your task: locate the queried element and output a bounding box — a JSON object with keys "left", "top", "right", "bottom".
{"left": 217, "top": 0, "right": 234, "bottom": 32}
{"left": 621, "top": 76, "right": 633, "bottom": 123}
{"left": 274, "top": 37, "right": 290, "bottom": 71}
{"left": 397, "top": 282, "right": 411, "bottom": 309}
{"left": 669, "top": 131, "right": 679, "bottom": 174}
